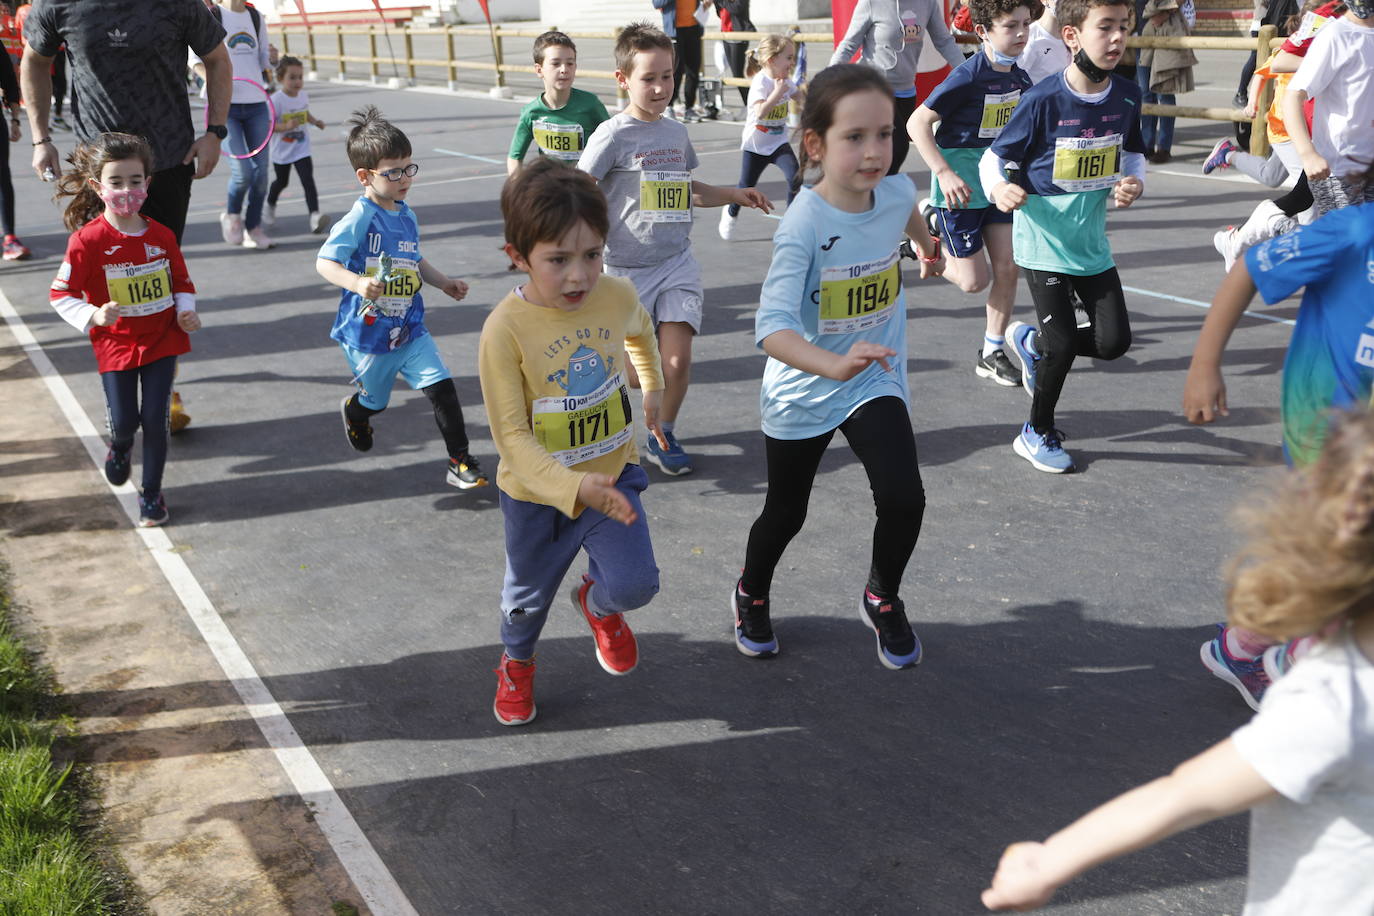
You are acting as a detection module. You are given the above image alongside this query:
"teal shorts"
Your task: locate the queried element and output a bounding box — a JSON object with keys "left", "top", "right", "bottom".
{"left": 341, "top": 332, "right": 449, "bottom": 409}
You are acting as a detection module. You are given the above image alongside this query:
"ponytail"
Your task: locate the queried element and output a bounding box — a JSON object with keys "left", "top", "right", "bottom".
{"left": 745, "top": 48, "right": 761, "bottom": 77}
{"left": 54, "top": 132, "right": 155, "bottom": 233}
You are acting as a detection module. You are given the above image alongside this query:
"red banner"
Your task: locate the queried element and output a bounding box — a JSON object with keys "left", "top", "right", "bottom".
{"left": 476, "top": 0, "right": 493, "bottom": 23}
{"left": 292, "top": 0, "right": 312, "bottom": 29}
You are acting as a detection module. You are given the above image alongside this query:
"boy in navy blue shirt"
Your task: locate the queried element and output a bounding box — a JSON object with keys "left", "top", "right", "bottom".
{"left": 316, "top": 106, "right": 488, "bottom": 489}
{"left": 980, "top": 0, "right": 1147, "bottom": 473}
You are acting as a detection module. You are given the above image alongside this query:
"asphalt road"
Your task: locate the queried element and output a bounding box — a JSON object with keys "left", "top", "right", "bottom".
{"left": 0, "top": 60, "right": 1293, "bottom": 914}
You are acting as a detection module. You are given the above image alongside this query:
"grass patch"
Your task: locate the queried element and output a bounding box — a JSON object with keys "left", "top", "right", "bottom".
{"left": 0, "top": 563, "right": 130, "bottom": 915}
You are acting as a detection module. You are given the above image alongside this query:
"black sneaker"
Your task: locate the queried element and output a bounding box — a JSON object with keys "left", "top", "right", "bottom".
{"left": 446, "top": 453, "right": 488, "bottom": 489}
{"left": 898, "top": 237, "right": 919, "bottom": 261}
{"left": 138, "top": 492, "right": 169, "bottom": 528}
{"left": 731, "top": 580, "right": 778, "bottom": 657}
{"left": 974, "top": 349, "right": 1020, "bottom": 387}
{"left": 340, "top": 395, "right": 373, "bottom": 452}
{"left": 104, "top": 446, "right": 131, "bottom": 486}
{"left": 860, "top": 591, "right": 921, "bottom": 669}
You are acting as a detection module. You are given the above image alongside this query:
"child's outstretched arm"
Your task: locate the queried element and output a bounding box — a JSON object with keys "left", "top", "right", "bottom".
{"left": 316, "top": 257, "right": 384, "bottom": 301}
{"left": 761, "top": 329, "right": 896, "bottom": 381}
{"left": 1283, "top": 88, "right": 1327, "bottom": 181}
{"left": 624, "top": 305, "right": 670, "bottom": 451}
{"left": 417, "top": 257, "right": 468, "bottom": 301}
{"left": 692, "top": 179, "right": 773, "bottom": 213}
{"left": 1182, "top": 259, "right": 1257, "bottom": 424}
{"left": 983, "top": 738, "right": 1276, "bottom": 911}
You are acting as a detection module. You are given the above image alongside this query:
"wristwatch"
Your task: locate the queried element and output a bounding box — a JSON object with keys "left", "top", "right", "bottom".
{"left": 205, "top": 123, "right": 228, "bottom": 140}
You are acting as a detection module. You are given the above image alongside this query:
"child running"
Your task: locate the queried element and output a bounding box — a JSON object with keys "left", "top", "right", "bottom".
{"left": 506, "top": 31, "right": 610, "bottom": 176}
{"left": 317, "top": 106, "right": 487, "bottom": 490}
{"left": 732, "top": 64, "right": 944, "bottom": 668}
{"left": 47, "top": 132, "right": 201, "bottom": 527}
{"left": 718, "top": 34, "right": 799, "bottom": 241}
{"left": 908, "top": 0, "right": 1036, "bottom": 389}
{"left": 579, "top": 22, "right": 772, "bottom": 477}
{"left": 980, "top": 0, "right": 1147, "bottom": 473}
{"left": 265, "top": 55, "right": 329, "bottom": 234}
{"left": 984, "top": 407, "right": 1374, "bottom": 914}
{"left": 479, "top": 158, "right": 668, "bottom": 726}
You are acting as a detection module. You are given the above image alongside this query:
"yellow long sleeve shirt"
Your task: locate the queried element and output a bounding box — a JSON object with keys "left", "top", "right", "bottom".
{"left": 478, "top": 276, "right": 665, "bottom": 518}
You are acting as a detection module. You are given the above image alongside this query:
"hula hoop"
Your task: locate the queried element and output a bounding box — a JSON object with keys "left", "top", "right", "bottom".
{"left": 208, "top": 77, "right": 277, "bottom": 160}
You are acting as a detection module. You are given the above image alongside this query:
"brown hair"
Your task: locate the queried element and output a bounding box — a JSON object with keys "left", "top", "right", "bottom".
{"left": 55, "top": 132, "right": 155, "bottom": 232}
{"left": 500, "top": 157, "right": 609, "bottom": 265}
{"left": 793, "top": 64, "right": 892, "bottom": 195}
{"left": 971, "top": 0, "right": 1045, "bottom": 28}
{"left": 744, "top": 34, "right": 795, "bottom": 78}
{"left": 533, "top": 30, "right": 577, "bottom": 65}
{"left": 275, "top": 54, "right": 304, "bottom": 80}
{"left": 1227, "top": 409, "right": 1374, "bottom": 640}
{"left": 1056, "top": 0, "right": 1129, "bottom": 29}
{"left": 614, "top": 22, "right": 674, "bottom": 75}
{"left": 345, "top": 105, "right": 411, "bottom": 171}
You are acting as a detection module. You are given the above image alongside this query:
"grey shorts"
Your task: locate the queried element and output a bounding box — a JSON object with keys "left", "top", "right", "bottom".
{"left": 605, "top": 247, "right": 704, "bottom": 333}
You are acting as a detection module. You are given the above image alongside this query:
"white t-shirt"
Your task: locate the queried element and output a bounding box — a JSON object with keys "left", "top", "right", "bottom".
{"left": 740, "top": 72, "right": 796, "bottom": 156}
{"left": 269, "top": 90, "right": 312, "bottom": 164}
{"left": 1288, "top": 16, "right": 1374, "bottom": 179}
{"left": 1016, "top": 21, "right": 1070, "bottom": 85}
{"left": 1230, "top": 626, "right": 1374, "bottom": 916}
{"left": 192, "top": 7, "right": 271, "bottom": 105}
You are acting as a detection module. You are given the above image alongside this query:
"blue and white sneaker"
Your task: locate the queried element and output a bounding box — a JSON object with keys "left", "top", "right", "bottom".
{"left": 732, "top": 580, "right": 778, "bottom": 657}
{"left": 1013, "top": 423, "right": 1074, "bottom": 473}
{"left": 1006, "top": 320, "right": 1038, "bottom": 397}
{"left": 645, "top": 430, "right": 693, "bottom": 476}
{"left": 1201, "top": 137, "right": 1238, "bottom": 175}
{"left": 1200, "top": 624, "right": 1268, "bottom": 711}
{"left": 860, "top": 591, "right": 921, "bottom": 669}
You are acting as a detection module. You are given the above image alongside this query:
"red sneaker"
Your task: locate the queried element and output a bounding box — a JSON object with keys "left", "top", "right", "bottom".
{"left": 2, "top": 235, "right": 30, "bottom": 261}
{"left": 573, "top": 574, "right": 638, "bottom": 675}
{"left": 493, "top": 653, "right": 536, "bottom": 726}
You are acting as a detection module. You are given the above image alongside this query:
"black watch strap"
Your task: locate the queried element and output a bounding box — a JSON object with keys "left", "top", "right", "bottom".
{"left": 206, "top": 124, "right": 228, "bottom": 140}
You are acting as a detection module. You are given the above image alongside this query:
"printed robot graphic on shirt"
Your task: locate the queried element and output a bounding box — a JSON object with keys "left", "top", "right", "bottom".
{"left": 538, "top": 344, "right": 635, "bottom": 467}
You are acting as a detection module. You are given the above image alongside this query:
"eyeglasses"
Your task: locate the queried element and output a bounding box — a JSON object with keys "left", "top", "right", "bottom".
{"left": 371, "top": 163, "right": 420, "bottom": 181}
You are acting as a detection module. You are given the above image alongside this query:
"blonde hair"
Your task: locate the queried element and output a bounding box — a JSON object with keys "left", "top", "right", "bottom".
{"left": 1226, "top": 409, "right": 1374, "bottom": 640}
{"left": 745, "top": 34, "right": 795, "bottom": 77}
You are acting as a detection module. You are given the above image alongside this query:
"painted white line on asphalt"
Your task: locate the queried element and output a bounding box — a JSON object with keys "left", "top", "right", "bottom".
{"left": 187, "top": 169, "right": 505, "bottom": 220}
{"left": 1122, "top": 284, "right": 1296, "bottom": 327}
{"left": 433, "top": 146, "right": 506, "bottom": 165}
{"left": 0, "top": 291, "right": 420, "bottom": 916}
{"left": 1149, "top": 166, "right": 1295, "bottom": 186}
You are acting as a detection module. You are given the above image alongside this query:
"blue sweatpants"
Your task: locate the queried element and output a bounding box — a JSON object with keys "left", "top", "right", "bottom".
{"left": 499, "top": 463, "right": 658, "bottom": 660}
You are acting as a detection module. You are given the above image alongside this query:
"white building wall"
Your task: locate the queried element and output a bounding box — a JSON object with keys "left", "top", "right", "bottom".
{"left": 536, "top": 0, "right": 829, "bottom": 30}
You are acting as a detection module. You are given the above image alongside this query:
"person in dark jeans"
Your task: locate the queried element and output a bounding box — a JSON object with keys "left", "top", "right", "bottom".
{"left": 716, "top": 0, "right": 754, "bottom": 106}
{"left": 654, "top": 0, "right": 706, "bottom": 118}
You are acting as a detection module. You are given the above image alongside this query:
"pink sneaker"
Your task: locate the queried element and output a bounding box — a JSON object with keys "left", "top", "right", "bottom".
{"left": 242, "top": 226, "right": 275, "bottom": 250}
{"left": 2, "top": 235, "right": 31, "bottom": 261}
{"left": 219, "top": 212, "right": 244, "bottom": 245}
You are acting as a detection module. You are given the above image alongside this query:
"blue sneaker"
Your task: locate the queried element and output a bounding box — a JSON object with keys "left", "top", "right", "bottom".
{"left": 645, "top": 431, "right": 693, "bottom": 476}
{"left": 860, "top": 591, "right": 921, "bottom": 669}
{"left": 1200, "top": 624, "right": 1268, "bottom": 711}
{"left": 1013, "top": 424, "right": 1074, "bottom": 473}
{"left": 138, "top": 492, "right": 169, "bottom": 528}
{"left": 1006, "top": 320, "right": 1038, "bottom": 397}
{"left": 731, "top": 580, "right": 778, "bottom": 657}
{"left": 104, "top": 445, "right": 131, "bottom": 486}
{"left": 1202, "top": 137, "right": 1238, "bottom": 175}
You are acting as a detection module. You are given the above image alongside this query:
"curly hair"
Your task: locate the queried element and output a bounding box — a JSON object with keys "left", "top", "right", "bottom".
{"left": 1227, "top": 409, "right": 1374, "bottom": 641}
{"left": 970, "top": 0, "right": 1045, "bottom": 29}
{"left": 54, "top": 132, "right": 155, "bottom": 232}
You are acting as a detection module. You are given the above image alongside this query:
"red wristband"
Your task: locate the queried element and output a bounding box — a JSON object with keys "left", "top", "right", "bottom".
{"left": 918, "top": 238, "right": 941, "bottom": 263}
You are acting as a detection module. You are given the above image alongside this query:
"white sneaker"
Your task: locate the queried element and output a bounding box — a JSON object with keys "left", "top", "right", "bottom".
{"left": 262, "top": 204, "right": 276, "bottom": 226}
{"left": 718, "top": 208, "right": 737, "bottom": 241}
{"left": 242, "top": 226, "right": 275, "bottom": 250}
{"left": 310, "top": 211, "right": 331, "bottom": 234}
{"left": 1214, "top": 228, "right": 1240, "bottom": 274}
{"left": 219, "top": 212, "right": 244, "bottom": 246}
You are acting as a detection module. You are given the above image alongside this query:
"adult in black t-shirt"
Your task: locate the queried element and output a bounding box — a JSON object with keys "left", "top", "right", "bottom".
{"left": 20, "top": 0, "right": 232, "bottom": 243}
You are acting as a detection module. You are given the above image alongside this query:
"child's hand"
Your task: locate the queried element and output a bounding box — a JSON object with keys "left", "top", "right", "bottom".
{"left": 354, "top": 274, "right": 384, "bottom": 300}
{"left": 578, "top": 473, "right": 638, "bottom": 525}
{"left": 177, "top": 310, "right": 202, "bottom": 333}
{"left": 441, "top": 278, "right": 469, "bottom": 301}
{"left": 918, "top": 252, "right": 945, "bottom": 280}
{"left": 992, "top": 182, "right": 1027, "bottom": 213}
{"left": 312, "top": 118, "right": 327, "bottom": 129}
{"left": 736, "top": 188, "right": 773, "bottom": 214}
{"left": 641, "top": 388, "right": 669, "bottom": 451}
{"left": 827, "top": 342, "right": 897, "bottom": 381}
{"left": 1182, "top": 363, "right": 1228, "bottom": 423}
{"left": 1113, "top": 176, "right": 1142, "bottom": 209}
{"left": 91, "top": 301, "right": 121, "bottom": 327}
{"left": 1301, "top": 151, "right": 1330, "bottom": 181}
{"left": 982, "top": 841, "right": 1061, "bottom": 910}
{"left": 934, "top": 169, "right": 972, "bottom": 209}
{"left": 1241, "top": 98, "right": 1258, "bottom": 120}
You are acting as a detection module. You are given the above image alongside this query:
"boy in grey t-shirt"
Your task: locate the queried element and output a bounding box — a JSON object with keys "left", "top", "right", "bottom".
{"left": 579, "top": 23, "right": 770, "bottom": 477}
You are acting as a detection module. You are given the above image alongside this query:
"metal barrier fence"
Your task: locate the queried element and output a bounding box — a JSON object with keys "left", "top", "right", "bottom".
{"left": 276, "top": 23, "right": 1282, "bottom": 156}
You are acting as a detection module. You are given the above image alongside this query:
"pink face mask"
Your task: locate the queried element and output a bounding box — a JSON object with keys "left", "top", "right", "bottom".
{"left": 97, "top": 184, "right": 148, "bottom": 217}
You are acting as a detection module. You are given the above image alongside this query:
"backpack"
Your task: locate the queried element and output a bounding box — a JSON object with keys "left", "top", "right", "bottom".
{"left": 210, "top": 3, "right": 263, "bottom": 42}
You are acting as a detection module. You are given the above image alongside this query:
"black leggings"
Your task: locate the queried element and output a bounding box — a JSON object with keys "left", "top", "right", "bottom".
{"left": 728, "top": 145, "right": 798, "bottom": 216}
{"left": 1023, "top": 267, "right": 1132, "bottom": 433}
{"left": 267, "top": 157, "right": 319, "bottom": 212}
{"left": 1275, "top": 171, "right": 1312, "bottom": 217}
{"left": 345, "top": 378, "right": 470, "bottom": 459}
{"left": 889, "top": 94, "right": 917, "bottom": 175}
{"left": 53, "top": 51, "right": 68, "bottom": 116}
{"left": 0, "top": 126, "right": 13, "bottom": 237}
{"left": 722, "top": 40, "right": 749, "bottom": 105}
{"left": 742, "top": 396, "right": 926, "bottom": 600}
{"left": 672, "top": 24, "right": 703, "bottom": 109}
{"left": 101, "top": 354, "right": 177, "bottom": 494}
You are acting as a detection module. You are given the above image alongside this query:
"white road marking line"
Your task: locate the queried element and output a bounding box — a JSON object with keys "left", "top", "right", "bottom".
{"left": 187, "top": 169, "right": 506, "bottom": 219}
{"left": 433, "top": 147, "right": 506, "bottom": 165}
{"left": 1122, "top": 284, "right": 1296, "bottom": 326}
{"left": 0, "top": 290, "right": 419, "bottom": 916}
{"left": 1149, "top": 166, "right": 1297, "bottom": 187}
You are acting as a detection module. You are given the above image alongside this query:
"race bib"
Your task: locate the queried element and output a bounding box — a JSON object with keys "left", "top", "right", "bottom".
{"left": 818, "top": 249, "right": 900, "bottom": 335}
{"left": 531, "top": 371, "right": 633, "bottom": 467}
{"left": 364, "top": 256, "right": 421, "bottom": 315}
{"left": 532, "top": 119, "right": 583, "bottom": 160}
{"left": 979, "top": 90, "right": 1020, "bottom": 139}
{"left": 282, "top": 109, "right": 310, "bottom": 127}
{"left": 1291, "top": 11, "right": 1329, "bottom": 44}
{"left": 640, "top": 170, "right": 692, "bottom": 223}
{"left": 757, "top": 100, "right": 790, "bottom": 134}
{"left": 1052, "top": 134, "right": 1121, "bottom": 192}
{"left": 104, "top": 260, "right": 173, "bottom": 316}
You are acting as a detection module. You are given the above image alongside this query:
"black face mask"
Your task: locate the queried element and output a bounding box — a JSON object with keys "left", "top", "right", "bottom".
{"left": 1073, "top": 48, "right": 1112, "bottom": 83}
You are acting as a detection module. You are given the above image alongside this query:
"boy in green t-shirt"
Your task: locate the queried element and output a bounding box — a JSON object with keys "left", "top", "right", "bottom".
{"left": 506, "top": 31, "right": 611, "bottom": 176}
